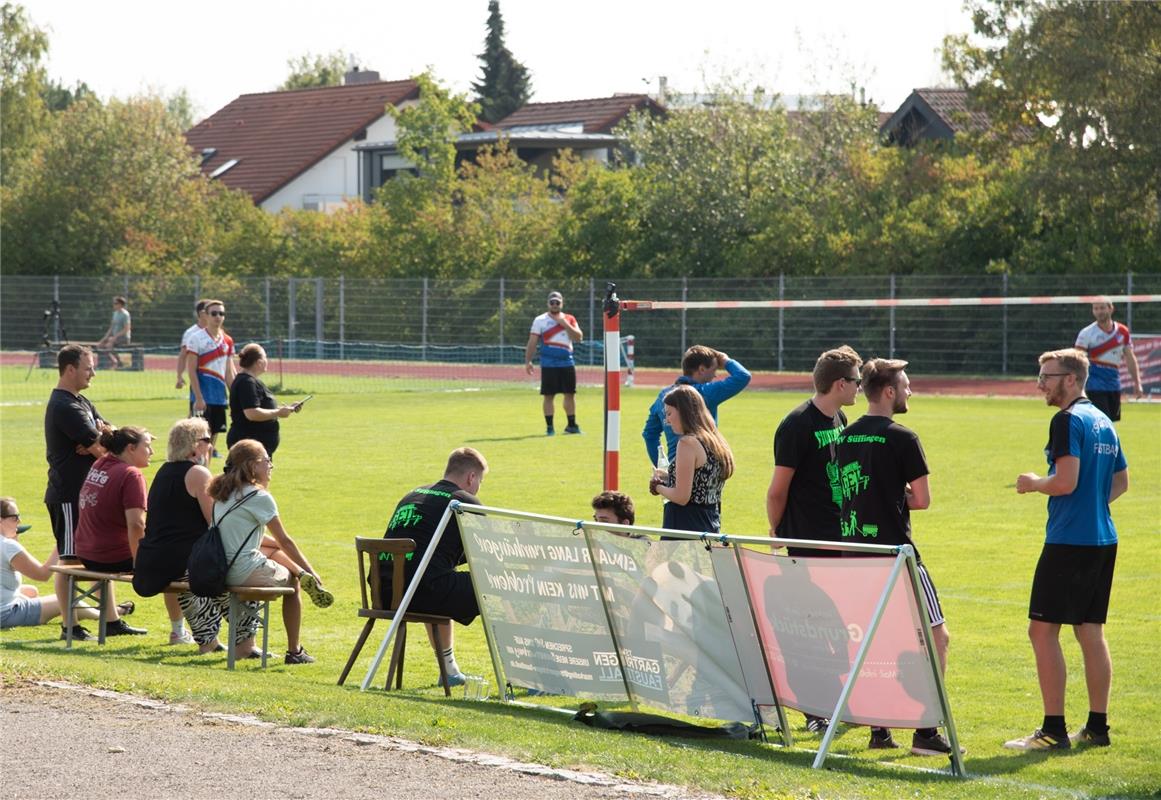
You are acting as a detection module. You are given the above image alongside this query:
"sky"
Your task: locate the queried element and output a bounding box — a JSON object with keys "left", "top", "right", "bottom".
{"left": 22, "top": 0, "right": 973, "bottom": 123}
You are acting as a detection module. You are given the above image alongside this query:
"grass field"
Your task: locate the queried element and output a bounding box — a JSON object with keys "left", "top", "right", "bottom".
{"left": 1, "top": 368, "right": 1158, "bottom": 799}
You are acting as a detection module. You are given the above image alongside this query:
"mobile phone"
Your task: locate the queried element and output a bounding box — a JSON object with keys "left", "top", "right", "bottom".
{"left": 294, "top": 395, "right": 313, "bottom": 410}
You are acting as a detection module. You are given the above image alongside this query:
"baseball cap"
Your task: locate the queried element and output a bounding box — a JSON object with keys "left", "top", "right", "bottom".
{"left": 547, "top": 291, "right": 563, "bottom": 303}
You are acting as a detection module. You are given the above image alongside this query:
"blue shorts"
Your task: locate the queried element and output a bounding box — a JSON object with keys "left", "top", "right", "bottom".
{"left": 1, "top": 595, "right": 43, "bottom": 629}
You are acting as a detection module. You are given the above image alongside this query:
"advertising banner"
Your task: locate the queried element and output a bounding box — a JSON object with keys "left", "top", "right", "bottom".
{"left": 1121, "top": 334, "right": 1161, "bottom": 396}
{"left": 739, "top": 550, "right": 943, "bottom": 729}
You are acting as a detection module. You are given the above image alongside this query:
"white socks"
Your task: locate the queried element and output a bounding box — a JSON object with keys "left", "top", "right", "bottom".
{"left": 440, "top": 647, "right": 461, "bottom": 676}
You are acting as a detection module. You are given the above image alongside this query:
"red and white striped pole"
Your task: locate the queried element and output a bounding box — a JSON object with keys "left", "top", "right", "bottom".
{"left": 602, "top": 284, "right": 621, "bottom": 491}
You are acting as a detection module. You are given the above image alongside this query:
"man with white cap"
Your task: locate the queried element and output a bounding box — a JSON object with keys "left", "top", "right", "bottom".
{"left": 525, "top": 291, "right": 584, "bottom": 435}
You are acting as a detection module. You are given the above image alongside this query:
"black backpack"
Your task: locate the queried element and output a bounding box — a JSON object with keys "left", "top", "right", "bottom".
{"left": 187, "top": 490, "right": 260, "bottom": 598}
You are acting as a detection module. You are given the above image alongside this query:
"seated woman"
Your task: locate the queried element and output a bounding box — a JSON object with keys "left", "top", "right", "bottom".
{"left": 133, "top": 418, "right": 261, "bottom": 654}
{"left": 227, "top": 343, "right": 301, "bottom": 459}
{"left": 1, "top": 497, "right": 99, "bottom": 630}
{"left": 207, "top": 439, "right": 333, "bottom": 665}
{"left": 73, "top": 426, "right": 160, "bottom": 636}
{"left": 650, "top": 385, "right": 735, "bottom": 535}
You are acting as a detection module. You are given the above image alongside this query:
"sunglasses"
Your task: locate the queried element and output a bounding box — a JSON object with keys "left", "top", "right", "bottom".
{"left": 209, "top": 310, "right": 226, "bottom": 317}
{"left": 844, "top": 376, "right": 863, "bottom": 386}
{"left": 198, "top": 437, "right": 212, "bottom": 443}
{"left": 1, "top": 513, "right": 20, "bottom": 521}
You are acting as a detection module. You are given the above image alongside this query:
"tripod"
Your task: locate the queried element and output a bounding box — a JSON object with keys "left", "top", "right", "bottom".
{"left": 25, "top": 300, "right": 69, "bottom": 381}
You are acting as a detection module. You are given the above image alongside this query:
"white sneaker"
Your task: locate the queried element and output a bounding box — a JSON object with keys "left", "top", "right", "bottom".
{"left": 168, "top": 630, "right": 195, "bottom": 645}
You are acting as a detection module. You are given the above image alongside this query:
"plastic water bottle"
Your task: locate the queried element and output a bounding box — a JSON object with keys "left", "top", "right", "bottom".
{"left": 656, "top": 445, "right": 669, "bottom": 504}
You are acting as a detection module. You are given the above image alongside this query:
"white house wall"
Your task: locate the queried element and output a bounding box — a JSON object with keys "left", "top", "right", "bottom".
{"left": 259, "top": 106, "right": 410, "bottom": 213}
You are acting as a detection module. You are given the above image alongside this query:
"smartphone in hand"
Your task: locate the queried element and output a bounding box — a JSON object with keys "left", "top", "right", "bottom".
{"left": 293, "top": 394, "right": 314, "bottom": 411}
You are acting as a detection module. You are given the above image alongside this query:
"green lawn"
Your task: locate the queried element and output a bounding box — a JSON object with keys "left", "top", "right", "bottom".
{"left": 1, "top": 372, "right": 1158, "bottom": 799}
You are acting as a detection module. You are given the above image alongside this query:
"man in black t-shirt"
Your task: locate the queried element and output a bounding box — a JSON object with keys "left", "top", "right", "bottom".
{"left": 766, "top": 345, "right": 862, "bottom": 733}
{"left": 380, "top": 447, "right": 488, "bottom": 684}
{"left": 835, "top": 358, "right": 956, "bottom": 757}
{"left": 44, "top": 345, "right": 110, "bottom": 641}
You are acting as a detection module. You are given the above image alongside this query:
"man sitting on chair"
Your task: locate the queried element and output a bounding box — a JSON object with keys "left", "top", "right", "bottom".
{"left": 379, "top": 447, "right": 487, "bottom": 686}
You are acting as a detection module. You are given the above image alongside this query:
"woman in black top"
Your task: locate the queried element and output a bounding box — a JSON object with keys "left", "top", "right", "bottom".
{"left": 227, "top": 344, "right": 299, "bottom": 457}
{"left": 134, "top": 418, "right": 260, "bottom": 654}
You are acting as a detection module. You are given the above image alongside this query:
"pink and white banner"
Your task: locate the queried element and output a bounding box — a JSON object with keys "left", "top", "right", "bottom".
{"left": 1121, "top": 335, "right": 1161, "bottom": 397}
{"left": 738, "top": 550, "right": 944, "bottom": 729}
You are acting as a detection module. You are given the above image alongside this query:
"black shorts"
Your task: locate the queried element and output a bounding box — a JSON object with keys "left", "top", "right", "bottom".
{"left": 540, "top": 366, "right": 577, "bottom": 396}
{"left": 46, "top": 501, "right": 79, "bottom": 558}
{"left": 196, "top": 404, "right": 227, "bottom": 434}
{"left": 1086, "top": 390, "right": 1121, "bottom": 422}
{"left": 1029, "top": 543, "right": 1117, "bottom": 625}
{"left": 384, "top": 571, "right": 479, "bottom": 626}
{"left": 79, "top": 556, "right": 134, "bottom": 573}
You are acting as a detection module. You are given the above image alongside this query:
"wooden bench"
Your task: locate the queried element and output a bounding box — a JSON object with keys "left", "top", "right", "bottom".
{"left": 49, "top": 564, "right": 293, "bottom": 669}
{"left": 38, "top": 344, "right": 145, "bottom": 371}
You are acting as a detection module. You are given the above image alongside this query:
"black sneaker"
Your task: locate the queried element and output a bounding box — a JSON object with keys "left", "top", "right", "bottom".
{"left": 564, "top": 425, "right": 582, "bottom": 434}
{"left": 285, "top": 646, "right": 315, "bottom": 665}
{"left": 869, "top": 729, "right": 900, "bottom": 749}
{"left": 1003, "top": 728, "right": 1070, "bottom": 751}
{"left": 545, "top": 427, "right": 555, "bottom": 436}
{"left": 1070, "top": 727, "right": 1111, "bottom": 747}
{"left": 911, "top": 730, "right": 965, "bottom": 756}
{"left": 60, "top": 625, "right": 95, "bottom": 642}
{"left": 805, "top": 714, "right": 830, "bottom": 734}
{"left": 105, "top": 619, "right": 148, "bottom": 636}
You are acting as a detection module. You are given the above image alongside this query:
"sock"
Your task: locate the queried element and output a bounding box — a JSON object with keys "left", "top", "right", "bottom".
{"left": 170, "top": 618, "right": 186, "bottom": 636}
{"left": 870, "top": 727, "right": 891, "bottom": 739}
{"left": 567, "top": 415, "right": 577, "bottom": 427}
{"left": 916, "top": 727, "right": 938, "bottom": 738}
{"left": 1042, "top": 715, "right": 1067, "bottom": 738}
{"left": 545, "top": 415, "right": 554, "bottom": 430}
{"left": 440, "top": 646, "right": 461, "bottom": 676}
{"left": 1085, "top": 711, "right": 1108, "bottom": 734}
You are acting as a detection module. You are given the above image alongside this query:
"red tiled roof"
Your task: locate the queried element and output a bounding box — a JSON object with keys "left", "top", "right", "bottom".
{"left": 913, "top": 88, "right": 991, "bottom": 134}
{"left": 185, "top": 80, "right": 419, "bottom": 203}
{"left": 493, "top": 94, "right": 664, "bottom": 134}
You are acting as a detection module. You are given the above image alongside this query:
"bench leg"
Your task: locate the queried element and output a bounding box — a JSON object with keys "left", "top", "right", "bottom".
{"left": 96, "top": 579, "right": 109, "bottom": 644}
{"left": 259, "top": 601, "right": 270, "bottom": 669}
{"left": 227, "top": 595, "right": 237, "bottom": 670}
{"left": 64, "top": 575, "right": 77, "bottom": 649}
{"left": 338, "top": 619, "right": 376, "bottom": 686}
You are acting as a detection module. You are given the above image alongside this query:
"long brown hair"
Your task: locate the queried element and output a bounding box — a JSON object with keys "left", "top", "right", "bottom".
{"left": 207, "top": 440, "right": 268, "bottom": 502}
{"left": 663, "top": 385, "right": 734, "bottom": 479}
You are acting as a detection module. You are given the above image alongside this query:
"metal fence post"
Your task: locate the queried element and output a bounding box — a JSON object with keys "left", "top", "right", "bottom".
{"left": 888, "top": 273, "right": 896, "bottom": 359}
{"left": 53, "top": 275, "right": 61, "bottom": 342}
{"left": 588, "top": 277, "right": 596, "bottom": 366}
{"left": 777, "top": 272, "right": 785, "bottom": 372}
{"left": 1002, "top": 272, "right": 1009, "bottom": 376}
{"left": 288, "top": 278, "right": 297, "bottom": 360}
{"left": 264, "top": 277, "right": 271, "bottom": 341}
{"left": 421, "top": 277, "right": 429, "bottom": 361}
{"left": 194, "top": 275, "right": 201, "bottom": 318}
{"left": 498, "top": 276, "right": 505, "bottom": 358}
{"left": 315, "top": 277, "right": 324, "bottom": 360}
{"left": 339, "top": 276, "right": 346, "bottom": 361}
{"left": 1126, "top": 271, "right": 1133, "bottom": 330}
{"left": 681, "top": 277, "right": 688, "bottom": 357}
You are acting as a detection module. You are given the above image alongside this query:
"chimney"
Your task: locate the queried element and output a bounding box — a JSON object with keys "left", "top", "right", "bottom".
{"left": 343, "top": 66, "right": 380, "bottom": 85}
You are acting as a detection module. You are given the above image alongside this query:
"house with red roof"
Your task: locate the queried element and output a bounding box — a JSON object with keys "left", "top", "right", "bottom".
{"left": 879, "top": 88, "right": 993, "bottom": 146}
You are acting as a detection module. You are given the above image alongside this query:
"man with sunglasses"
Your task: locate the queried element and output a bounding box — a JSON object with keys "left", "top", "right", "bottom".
{"left": 1005, "top": 348, "right": 1128, "bottom": 752}
{"left": 185, "top": 299, "right": 235, "bottom": 458}
{"left": 525, "top": 291, "right": 584, "bottom": 435}
{"left": 765, "top": 344, "right": 861, "bottom": 734}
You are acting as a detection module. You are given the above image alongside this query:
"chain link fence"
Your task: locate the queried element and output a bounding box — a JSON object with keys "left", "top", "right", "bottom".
{"left": 3, "top": 273, "right": 1158, "bottom": 379}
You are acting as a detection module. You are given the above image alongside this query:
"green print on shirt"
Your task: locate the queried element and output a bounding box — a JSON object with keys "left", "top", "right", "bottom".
{"left": 814, "top": 427, "right": 843, "bottom": 448}
{"left": 839, "top": 433, "right": 886, "bottom": 444}
{"left": 838, "top": 461, "right": 870, "bottom": 501}
{"left": 388, "top": 503, "right": 423, "bottom": 531}
{"left": 840, "top": 511, "right": 878, "bottom": 539}
{"left": 825, "top": 461, "right": 842, "bottom": 506}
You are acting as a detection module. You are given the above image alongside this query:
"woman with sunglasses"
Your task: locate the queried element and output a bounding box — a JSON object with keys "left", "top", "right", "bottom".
{"left": 71, "top": 426, "right": 157, "bottom": 636}
{"left": 2, "top": 497, "right": 100, "bottom": 630}
{"left": 207, "top": 439, "right": 332, "bottom": 664}
{"left": 649, "top": 385, "right": 735, "bottom": 535}
{"left": 133, "top": 418, "right": 260, "bottom": 653}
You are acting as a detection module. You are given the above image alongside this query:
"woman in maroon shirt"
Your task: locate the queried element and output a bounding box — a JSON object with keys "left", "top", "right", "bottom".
{"left": 74, "top": 426, "right": 153, "bottom": 636}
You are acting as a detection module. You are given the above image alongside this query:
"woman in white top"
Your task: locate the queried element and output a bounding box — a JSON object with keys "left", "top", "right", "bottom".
{"left": 205, "top": 439, "right": 332, "bottom": 665}
{"left": 1, "top": 497, "right": 99, "bottom": 630}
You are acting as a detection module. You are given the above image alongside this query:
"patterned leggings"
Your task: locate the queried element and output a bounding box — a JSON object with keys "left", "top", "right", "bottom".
{"left": 177, "top": 591, "right": 262, "bottom": 646}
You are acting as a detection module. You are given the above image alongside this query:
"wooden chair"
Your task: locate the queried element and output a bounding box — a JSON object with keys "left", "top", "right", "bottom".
{"left": 337, "top": 537, "right": 452, "bottom": 695}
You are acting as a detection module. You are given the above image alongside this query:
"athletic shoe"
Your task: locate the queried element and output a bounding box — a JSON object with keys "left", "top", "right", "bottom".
{"left": 545, "top": 427, "right": 555, "bottom": 436}
{"left": 445, "top": 672, "right": 467, "bottom": 687}
{"left": 60, "top": 624, "right": 95, "bottom": 642}
{"left": 168, "top": 630, "right": 195, "bottom": 646}
{"left": 105, "top": 619, "right": 148, "bottom": 636}
{"left": 284, "top": 646, "right": 315, "bottom": 665}
{"left": 805, "top": 715, "right": 830, "bottom": 734}
{"left": 869, "top": 729, "right": 900, "bottom": 750}
{"left": 299, "top": 572, "right": 334, "bottom": 608}
{"left": 1070, "top": 727, "right": 1111, "bottom": 747}
{"left": 244, "top": 649, "right": 272, "bottom": 660}
{"left": 564, "top": 425, "right": 582, "bottom": 434}
{"left": 117, "top": 600, "right": 135, "bottom": 616}
{"left": 1003, "top": 729, "right": 1070, "bottom": 751}
{"left": 911, "top": 730, "right": 965, "bottom": 756}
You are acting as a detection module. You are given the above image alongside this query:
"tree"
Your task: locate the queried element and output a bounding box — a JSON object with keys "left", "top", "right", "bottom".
{"left": 41, "top": 77, "right": 96, "bottom": 112}
{"left": 280, "top": 50, "right": 355, "bottom": 91}
{"left": 1, "top": 2, "right": 49, "bottom": 185}
{"left": 471, "top": 0, "right": 532, "bottom": 123}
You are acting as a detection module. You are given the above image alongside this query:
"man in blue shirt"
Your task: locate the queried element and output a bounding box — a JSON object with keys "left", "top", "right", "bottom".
{"left": 643, "top": 346, "right": 750, "bottom": 465}
{"left": 1006, "top": 348, "right": 1129, "bottom": 752}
